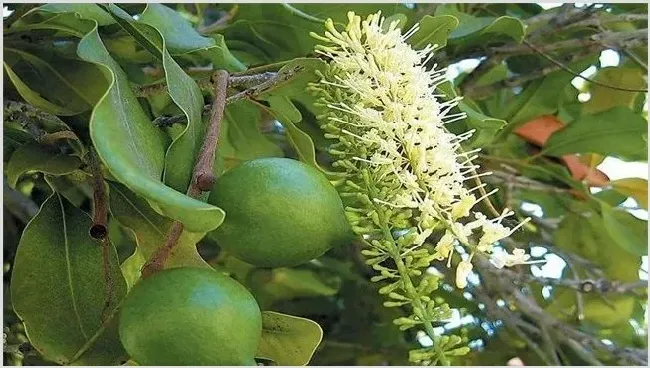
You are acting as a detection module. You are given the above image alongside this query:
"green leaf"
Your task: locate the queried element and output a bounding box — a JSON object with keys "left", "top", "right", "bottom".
{"left": 497, "top": 57, "right": 597, "bottom": 137}
{"left": 108, "top": 182, "right": 210, "bottom": 289}
{"left": 256, "top": 311, "right": 324, "bottom": 366}
{"left": 8, "top": 9, "right": 94, "bottom": 38}
{"left": 264, "top": 96, "right": 323, "bottom": 170}
{"left": 611, "top": 178, "right": 648, "bottom": 209}
{"left": 6, "top": 144, "right": 81, "bottom": 188}
{"left": 593, "top": 189, "right": 628, "bottom": 207}
{"left": 3, "top": 61, "right": 78, "bottom": 116}
{"left": 544, "top": 107, "right": 648, "bottom": 161}
{"left": 584, "top": 67, "right": 647, "bottom": 114}
{"left": 38, "top": 3, "right": 115, "bottom": 26}
{"left": 10, "top": 194, "right": 127, "bottom": 365}
{"left": 139, "top": 4, "right": 245, "bottom": 71}
{"left": 549, "top": 211, "right": 641, "bottom": 327}
{"left": 251, "top": 267, "right": 339, "bottom": 302}
{"left": 4, "top": 48, "right": 103, "bottom": 116}
{"left": 600, "top": 204, "right": 648, "bottom": 256}
{"left": 438, "top": 81, "right": 506, "bottom": 148}
{"left": 435, "top": 6, "right": 525, "bottom": 49}
{"left": 223, "top": 4, "right": 414, "bottom": 64}
{"left": 104, "top": 4, "right": 208, "bottom": 194}
{"left": 76, "top": 22, "right": 226, "bottom": 233}
{"left": 217, "top": 100, "right": 284, "bottom": 171}
{"left": 409, "top": 15, "right": 459, "bottom": 50}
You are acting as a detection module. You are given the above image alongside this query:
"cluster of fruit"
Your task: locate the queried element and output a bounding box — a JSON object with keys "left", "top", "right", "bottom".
{"left": 119, "top": 158, "right": 352, "bottom": 365}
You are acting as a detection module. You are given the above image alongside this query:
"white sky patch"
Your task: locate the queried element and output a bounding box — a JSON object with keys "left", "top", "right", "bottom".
{"left": 598, "top": 158, "right": 648, "bottom": 180}
{"left": 600, "top": 49, "right": 621, "bottom": 67}
{"left": 446, "top": 58, "right": 481, "bottom": 81}
{"left": 521, "top": 202, "right": 544, "bottom": 217}
{"left": 571, "top": 65, "right": 598, "bottom": 90}
{"left": 3, "top": 6, "right": 13, "bottom": 17}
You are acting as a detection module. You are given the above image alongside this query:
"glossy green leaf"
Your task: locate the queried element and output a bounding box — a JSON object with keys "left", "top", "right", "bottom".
{"left": 10, "top": 194, "right": 127, "bottom": 365}
{"left": 217, "top": 100, "right": 284, "bottom": 171}
{"left": 600, "top": 204, "right": 648, "bottom": 256}
{"left": 409, "top": 15, "right": 459, "bottom": 50}
{"left": 38, "top": 3, "right": 115, "bottom": 26}
{"left": 108, "top": 182, "right": 210, "bottom": 289}
{"left": 497, "top": 57, "right": 597, "bottom": 136}
{"left": 223, "top": 4, "right": 413, "bottom": 64}
{"left": 6, "top": 144, "right": 81, "bottom": 188}
{"left": 544, "top": 107, "right": 648, "bottom": 161}
{"left": 256, "top": 311, "right": 324, "bottom": 366}
{"left": 77, "top": 22, "right": 225, "bottom": 233}
{"left": 265, "top": 96, "right": 321, "bottom": 168}
{"left": 139, "top": 4, "right": 245, "bottom": 71}
{"left": 435, "top": 5, "right": 525, "bottom": 46}
{"left": 8, "top": 10, "right": 93, "bottom": 38}
{"left": 105, "top": 4, "right": 208, "bottom": 193}
{"left": 3, "top": 62, "right": 78, "bottom": 116}
{"left": 4, "top": 48, "right": 103, "bottom": 116}
{"left": 584, "top": 67, "right": 646, "bottom": 114}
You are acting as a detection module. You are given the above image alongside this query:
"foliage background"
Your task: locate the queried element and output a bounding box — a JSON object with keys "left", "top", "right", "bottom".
{"left": 2, "top": 2, "right": 648, "bottom": 366}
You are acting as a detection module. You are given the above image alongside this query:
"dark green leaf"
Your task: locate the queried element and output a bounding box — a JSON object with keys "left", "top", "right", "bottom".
{"left": 6, "top": 144, "right": 81, "bottom": 188}
{"left": 10, "top": 194, "right": 127, "bottom": 365}
{"left": 217, "top": 100, "right": 284, "bottom": 171}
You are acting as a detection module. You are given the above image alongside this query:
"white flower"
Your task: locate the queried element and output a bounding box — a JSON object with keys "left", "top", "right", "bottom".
{"left": 490, "top": 248, "right": 545, "bottom": 269}
{"left": 311, "top": 11, "right": 531, "bottom": 288}
{"left": 455, "top": 260, "right": 474, "bottom": 289}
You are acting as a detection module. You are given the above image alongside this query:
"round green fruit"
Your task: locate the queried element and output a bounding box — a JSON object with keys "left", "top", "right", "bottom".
{"left": 119, "top": 267, "right": 262, "bottom": 366}
{"left": 208, "top": 157, "right": 352, "bottom": 268}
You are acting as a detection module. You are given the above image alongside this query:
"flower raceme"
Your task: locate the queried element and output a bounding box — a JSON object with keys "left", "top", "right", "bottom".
{"left": 310, "top": 12, "right": 540, "bottom": 290}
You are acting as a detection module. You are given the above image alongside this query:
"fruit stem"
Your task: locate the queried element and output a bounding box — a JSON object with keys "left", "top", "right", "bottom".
{"left": 141, "top": 70, "right": 230, "bottom": 278}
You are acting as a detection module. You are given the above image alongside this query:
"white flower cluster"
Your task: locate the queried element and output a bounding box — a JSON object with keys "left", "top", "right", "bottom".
{"left": 311, "top": 12, "right": 539, "bottom": 289}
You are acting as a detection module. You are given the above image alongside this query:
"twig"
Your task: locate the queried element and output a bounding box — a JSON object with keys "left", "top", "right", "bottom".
{"left": 229, "top": 72, "right": 277, "bottom": 88}
{"left": 463, "top": 47, "right": 600, "bottom": 98}
{"left": 493, "top": 29, "right": 648, "bottom": 55}
{"left": 88, "top": 149, "right": 108, "bottom": 240}
{"left": 140, "top": 70, "right": 229, "bottom": 278}
{"left": 522, "top": 39, "right": 648, "bottom": 93}
{"left": 483, "top": 170, "right": 573, "bottom": 194}
{"left": 474, "top": 256, "right": 648, "bottom": 365}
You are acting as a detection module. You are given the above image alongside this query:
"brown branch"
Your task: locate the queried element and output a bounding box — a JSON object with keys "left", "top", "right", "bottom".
{"left": 88, "top": 149, "right": 108, "bottom": 240}
{"left": 149, "top": 69, "right": 297, "bottom": 127}
{"left": 140, "top": 70, "right": 229, "bottom": 278}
